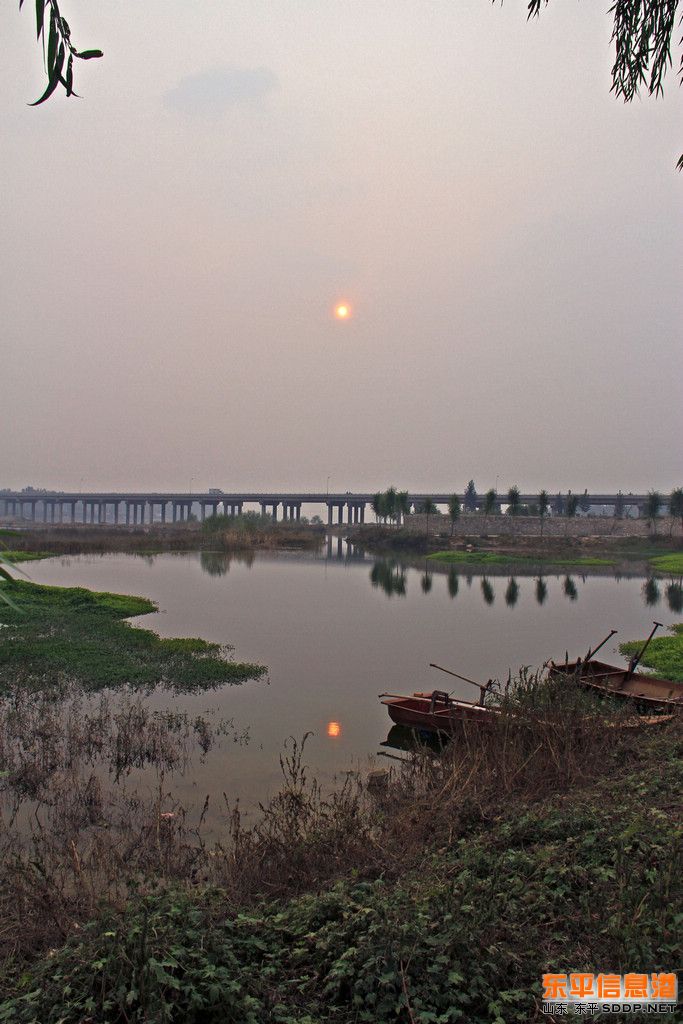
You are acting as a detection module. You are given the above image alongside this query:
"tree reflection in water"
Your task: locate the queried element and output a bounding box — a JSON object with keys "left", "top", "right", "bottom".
{"left": 666, "top": 581, "right": 682, "bottom": 613}
{"left": 199, "top": 550, "right": 255, "bottom": 576}
{"left": 200, "top": 551, "right": 231, "bottom": 577}
{"left": 642, "top": 578, "right": 660, "bottom": 606}
{"left": 563, "top": 576, "right": 578, "bottom": 601}
{"left": 369, "top": 559, "right": 407, "bottom": 598}
{"left": 505, "top": 577, "right": 520, "bottom": 607}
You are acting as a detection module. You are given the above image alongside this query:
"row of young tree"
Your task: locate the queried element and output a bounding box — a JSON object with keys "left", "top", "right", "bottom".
{"left": 372, "top": 483, "right": 683, "bottom": 534}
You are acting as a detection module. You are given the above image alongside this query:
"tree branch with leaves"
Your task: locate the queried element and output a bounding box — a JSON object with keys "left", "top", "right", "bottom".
{"left": 20, "top": 0, "right": 102, "bottom": 105}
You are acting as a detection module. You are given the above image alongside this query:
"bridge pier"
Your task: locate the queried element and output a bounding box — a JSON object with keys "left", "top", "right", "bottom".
{"left": 281, "top": 502, "right": 302, "bottom": 522}
{"left": 347, "top": 502, "right": 365, "bottom": 524}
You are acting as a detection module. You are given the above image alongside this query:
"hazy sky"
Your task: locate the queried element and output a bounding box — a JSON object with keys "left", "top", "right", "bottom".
{"left": 2, "top": 1, "right": 681, "bottom": 494}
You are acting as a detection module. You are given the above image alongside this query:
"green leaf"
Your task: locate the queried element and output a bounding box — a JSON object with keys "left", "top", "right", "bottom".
{"left": 47, "top": 8, "right": 57, "bottom": 72}
{"left": 76, "top": 49, "right": 104, "bottom": 60}
{"left": 35, "top": 0, "right": 45, "bottom": 40}
{"left": 29, "top": 42, "right": 64, "bottom": 105}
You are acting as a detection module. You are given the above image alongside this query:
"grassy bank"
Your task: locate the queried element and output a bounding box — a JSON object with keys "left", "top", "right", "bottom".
{"left": 620, "top": 622, "right": 683, "bottom": 682}
{"left": 650, "top": 553, "right": 683, "bottom": 574}
{"left": 354, "top": 525, "right": 682, "bottom": 564}
{"left": 2, "top": 517, "right": 324, "bottom": 559}
{"left": 4, "top": 752, "right": 679, "bottom": 1024}
{"left": 0, "top": 580, "right": 265, "bottom": 692}
{"left": 427, "top": 550, "right": 614, "bottom": 568}
{"left": 0, "top": 550, "right": 55, "bottom": 563}
{"left": 0, "top": 672, "right": 679, "bottom": 1022}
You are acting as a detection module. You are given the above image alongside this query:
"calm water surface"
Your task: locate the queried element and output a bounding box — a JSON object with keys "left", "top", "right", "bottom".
{"left": 24, "top": 546, "right": 670, "bottom": 815}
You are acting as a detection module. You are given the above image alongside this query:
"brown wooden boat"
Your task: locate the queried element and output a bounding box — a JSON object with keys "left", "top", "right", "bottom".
{"left": 380, "top": 690, "right": 499, "bottom": 735}
{"left": 548, "top": 658, "right": 683, "bottom": 710}
{"left": 549, "top": 623, "right": 683, "bottom": 711}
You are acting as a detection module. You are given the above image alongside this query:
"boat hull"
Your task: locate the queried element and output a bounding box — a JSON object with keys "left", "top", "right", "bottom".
{"left": 382, "top": 695, "right": 498, "bottom": 735}
{"left": 548, "top": 659, "right": 683, "bottom": 710}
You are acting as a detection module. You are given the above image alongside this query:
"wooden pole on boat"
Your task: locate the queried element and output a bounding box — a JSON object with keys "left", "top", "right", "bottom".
{"left": 626, "top": 621, "right": 663, "bottom": 677}
{"left": 585, "top": 629, "right": 618, "bottom": 663}
{"left": 378, "top": 691, "right": 482, "bottom": 708}
{"left": 429, "top": 663, "right": 493, "bottom": 704}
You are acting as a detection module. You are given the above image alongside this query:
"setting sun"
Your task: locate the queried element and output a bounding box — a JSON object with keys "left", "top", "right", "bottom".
{"left": 327, "top": 721, "right": 341, "bottom": 738}
{"left": 334, "top": 303, "right": 351, "bottom": 320}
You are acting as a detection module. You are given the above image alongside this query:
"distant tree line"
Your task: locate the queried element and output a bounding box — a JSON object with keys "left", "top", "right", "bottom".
{"left": 370, "top": 483, "right": 683, "bottom": 533}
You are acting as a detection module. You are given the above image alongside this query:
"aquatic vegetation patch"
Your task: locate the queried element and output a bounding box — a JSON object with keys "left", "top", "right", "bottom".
{"left": 427, "top": 550, "right": 613, "bottom": 567}
{"left": 620, "top": 623, "right": 683, "bottom": 682}
{"left": 649, "top": 553, "right": 683, "bottom": 574}
{"left": 0, "top": 550, "right": 55, "bottom": 563}
{"left": 0, "top": 580, "right": 265, "bottom": 692}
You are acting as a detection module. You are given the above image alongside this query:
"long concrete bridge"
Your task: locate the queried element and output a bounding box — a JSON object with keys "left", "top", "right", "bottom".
{"left": 0, "top": 490, "right": 649, "bottom": 526}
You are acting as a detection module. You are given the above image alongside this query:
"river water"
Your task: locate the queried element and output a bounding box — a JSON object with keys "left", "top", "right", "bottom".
{"left": 20, "top": 544, "right": 676, "bottom": 817}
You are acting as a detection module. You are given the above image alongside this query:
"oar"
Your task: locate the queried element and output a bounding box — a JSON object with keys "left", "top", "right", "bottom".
{"left": 584, "top": 629, "right": 618, "bottom": 663}
{"left": 429, "top": 663, "right": 494, "bottom": 705}
{"left": 626, "top": 621, "right": 663, "bottom": 677}
{"left": 378, "top": 692, "right": 482, "bottom": 708}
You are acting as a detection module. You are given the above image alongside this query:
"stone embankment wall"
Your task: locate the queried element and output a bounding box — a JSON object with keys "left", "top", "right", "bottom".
{"left": 405, "top": 513, "right": 675, "bottom": 539}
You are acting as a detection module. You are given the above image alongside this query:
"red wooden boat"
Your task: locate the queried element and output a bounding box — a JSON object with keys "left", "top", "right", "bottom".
{"left": 380, "top": 690, "right": 499, "bottom": 735}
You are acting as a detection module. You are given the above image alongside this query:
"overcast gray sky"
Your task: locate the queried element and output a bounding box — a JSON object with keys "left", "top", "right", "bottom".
{"left": 2, "top": 1, "right": 681, "bottom": 495}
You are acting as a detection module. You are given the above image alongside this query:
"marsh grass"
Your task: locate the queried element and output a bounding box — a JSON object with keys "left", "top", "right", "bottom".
{"left": 0, "top": 685, "right": 248, "bottom": 964}
{"left": 0, "top": 550, "right": 54, "bottom": 563}
{"left": 0, "top": 671, "right": 679, "bottom": 1022}
{"left": 4, "top": 520, "right": 324, "bottom": 558}
{"left": 620, "top": 621, "right": 683, "bottom": 681}
{"left": 650, "top": 553, "right": 683, "bottom": 574}
{"left": 427, "top": 550, "right": 614, "bottom": 567}
{"left": 0, "top": 671, "right": 654, "bottom": 955}
{"left": 0, "top": 580, "right": 265, "bottom": 692}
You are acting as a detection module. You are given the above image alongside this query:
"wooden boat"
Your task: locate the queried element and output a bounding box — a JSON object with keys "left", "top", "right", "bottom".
{"left": 380, "top": 690, "right": 499, "bottom": 735}
{"left": 548, "top": 658, "right": 683, "bottom": 710}
{"left": 548, "top": 623, "right": 683, "bottom": 712}
{"left": 381, "top": 686, "right": 675, "bottom": 739}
